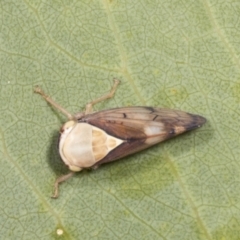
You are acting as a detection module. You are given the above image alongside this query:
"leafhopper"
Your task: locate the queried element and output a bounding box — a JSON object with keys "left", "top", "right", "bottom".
{"left": 34, "top": 79, "right": 206, "bottom": 198}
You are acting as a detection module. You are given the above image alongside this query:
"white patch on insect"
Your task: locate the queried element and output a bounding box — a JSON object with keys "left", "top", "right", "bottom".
{"left": 144, "top": 123, "right": 166, "bottom": 145}
{"left": 59, "top": 122, "right": 123, "bottom": 171}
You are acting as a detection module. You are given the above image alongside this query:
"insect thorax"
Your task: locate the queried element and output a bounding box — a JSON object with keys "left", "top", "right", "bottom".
{"left": 59, "top": 122, "right": 123, "bottom": 171}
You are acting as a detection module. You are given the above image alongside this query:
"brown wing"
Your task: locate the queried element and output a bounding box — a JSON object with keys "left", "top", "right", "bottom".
{"left": 78, "top": 107, "right": 206, "bottom": 167}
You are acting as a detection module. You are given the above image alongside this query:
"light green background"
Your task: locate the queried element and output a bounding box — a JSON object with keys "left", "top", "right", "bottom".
{"left": 1, "top": 0, "right": 240, "bottom": 239}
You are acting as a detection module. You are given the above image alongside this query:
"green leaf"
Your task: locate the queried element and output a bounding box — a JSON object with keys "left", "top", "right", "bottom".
{"left": 1, "top": 0, "right": 240, "bottom": 239}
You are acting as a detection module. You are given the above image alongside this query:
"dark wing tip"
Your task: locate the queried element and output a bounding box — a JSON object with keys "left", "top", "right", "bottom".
{"left": 186, "top": 114, "right": 206, "bottom": 131}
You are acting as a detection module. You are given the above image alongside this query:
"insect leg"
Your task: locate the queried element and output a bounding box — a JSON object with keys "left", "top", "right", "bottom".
{"left": 51, "top": 172, "right": 75, "bottom": 198}
{"left": 85, "top": 79, "right": 120, "bottom": 114}
{"left": 34, "top": 86, "right": 74, "bottom": 120}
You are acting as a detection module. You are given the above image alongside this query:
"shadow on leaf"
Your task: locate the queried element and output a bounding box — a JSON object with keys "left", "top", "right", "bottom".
{"left": 47, "top": 130, "right": 69, "bottom": 176}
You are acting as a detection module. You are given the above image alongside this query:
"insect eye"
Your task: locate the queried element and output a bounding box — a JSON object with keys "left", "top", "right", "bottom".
{"left": 60, "top": 120, "right": 76, "bottom": 133}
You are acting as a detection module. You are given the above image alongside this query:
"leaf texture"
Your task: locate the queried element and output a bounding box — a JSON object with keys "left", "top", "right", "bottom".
{"left": 0, "top": 0, "right": 240, "bottom": 239}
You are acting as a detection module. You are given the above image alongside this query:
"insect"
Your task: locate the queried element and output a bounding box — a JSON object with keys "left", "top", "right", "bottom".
{"left": 34, "top": 79, "right": 206, "bottom": 198}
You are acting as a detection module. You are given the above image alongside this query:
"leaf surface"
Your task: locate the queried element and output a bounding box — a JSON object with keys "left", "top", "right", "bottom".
{"left": 1, "top": 0, "right": 240, "bottom": 239}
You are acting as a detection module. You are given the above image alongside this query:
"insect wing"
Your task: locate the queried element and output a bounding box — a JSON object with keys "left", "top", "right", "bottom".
{"left": 80, "top": 107, "right": 206, "bottom": 166}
